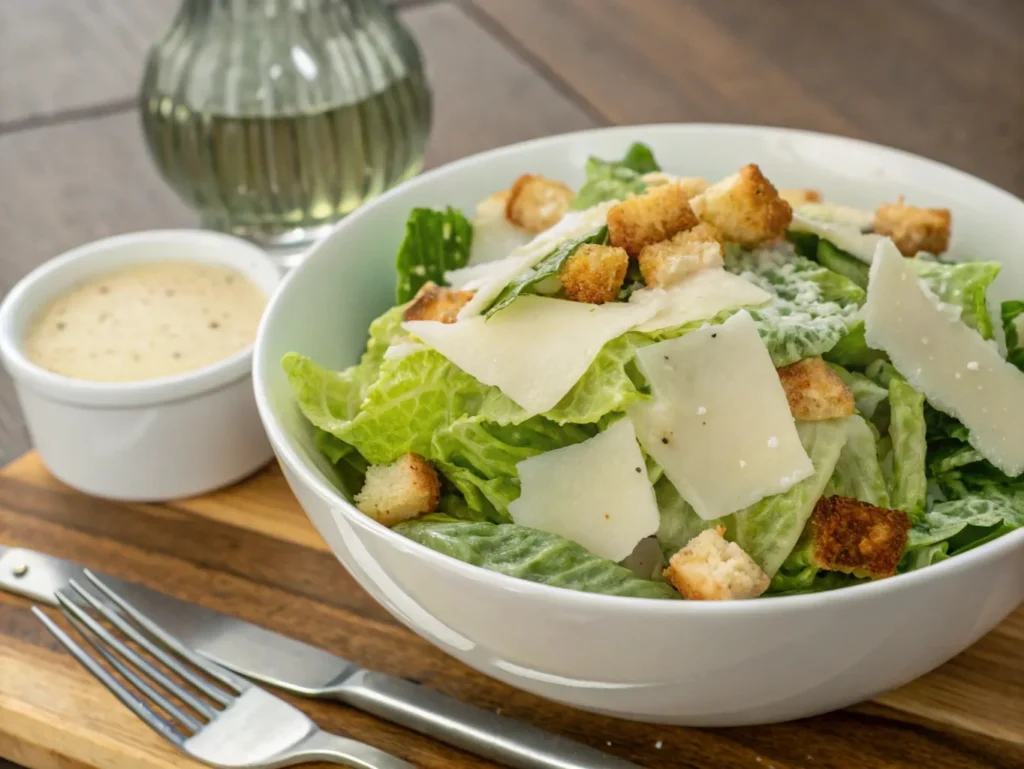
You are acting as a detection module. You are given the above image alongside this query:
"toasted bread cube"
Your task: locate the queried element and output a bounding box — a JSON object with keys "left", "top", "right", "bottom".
{"left": 689, "top": 164, "right": 793, "bottom": 247}
{"left": 780, "top": 188, "right": 823, "bottom": 206}
{"left": 641, "top": 173, "right": 710, "bottom": 199}
{"left": 873, "top": 198, "right": 952, "bottom": 256}
{"left": 637, "top": 222, "right": 725, "bottom": 288}
{"left": 809, "top": 496, "right": 910, "bottom": 579}
{"left": 505, "top": 174, "right": 575, "bottom": 233}
{"left": 777, "top": 357, "right": 855, "bottom": 421}
{"left": 402, "top": 281, "right": 474, "bottom": 324}
{"left": 664, "top": 526, "right": 770, "bottom": 600}
{"left": 560, "top": 244, "right": 629, "bottom": 304}
{"left": 355, "top": 453, "right": 441, "bottom": 527}
{"left": 607, "top": 184, "right": 699, "bottom": 257}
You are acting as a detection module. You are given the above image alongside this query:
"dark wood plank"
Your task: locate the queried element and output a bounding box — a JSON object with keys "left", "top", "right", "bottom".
{"left": 0, "top": 0, "right": 180, "bottom": 127}
{"left": 468, "top": 0, "right": 1024, "bottom": 196}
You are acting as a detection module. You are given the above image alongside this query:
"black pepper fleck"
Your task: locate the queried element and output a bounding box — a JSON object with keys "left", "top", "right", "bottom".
{"left": 661, "top": 437, "right": 669, "bottom": 445}
{"left": 635, "top": 467, "right": 642, "bottom": 473}
{"left": 209, "top": 321, "right": 220, "bottom": 330}
{"left": 172, "top": 351, "right": 181, "bottom": 359}
{"left": 711, "top": 333, "right": 717, "bottom": 338}
{"left": 663, "top": 355, "right": 669, "bottom": 361}
{"left": 56, "top": 322, "right": 66, "bottom": 331}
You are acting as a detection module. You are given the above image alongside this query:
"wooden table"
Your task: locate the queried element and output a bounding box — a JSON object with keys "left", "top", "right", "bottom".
{"left": 1, "top": 1, "right": 1022, "bottom": 767}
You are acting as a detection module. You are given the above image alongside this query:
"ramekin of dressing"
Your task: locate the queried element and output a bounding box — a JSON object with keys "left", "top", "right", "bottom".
{"left": 0, "top": 230, "right": 281, "bottom": 500}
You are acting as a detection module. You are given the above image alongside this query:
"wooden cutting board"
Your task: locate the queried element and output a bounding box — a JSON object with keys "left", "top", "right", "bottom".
{"left": 0, "top": 453, "right": 1021, "bottom": 769}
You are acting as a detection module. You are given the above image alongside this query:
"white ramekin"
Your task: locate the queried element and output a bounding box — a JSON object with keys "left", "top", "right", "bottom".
{"left": 0, "top": 230, "right": 281, "bottom": 501}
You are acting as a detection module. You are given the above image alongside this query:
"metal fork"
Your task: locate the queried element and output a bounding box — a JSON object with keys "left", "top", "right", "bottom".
{"left": 33, "top": 571, "right": 415, "bottom": 769}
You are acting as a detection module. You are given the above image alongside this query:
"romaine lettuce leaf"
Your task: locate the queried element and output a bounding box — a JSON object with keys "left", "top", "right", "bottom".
{"left": 912, "top": 259, "right": 1000, "bottom": 340}
{"left": 888, "top": 377, "right": 927, "bottom": 520}
{"left": 823, "top": 323, "right": 886, "bottom": 369}
{"left": 395, "top": 207, "right": 473, "bottom": 302}
{"left": 394, "top": 515, "right": 680, "bottom": 599}
{"left": 824, "top": 415, "right": 889, "bottom": 506}
{"left": 571, "top": 143, "right": 659, "bottom": 210}
{"left": 816, "top": 240, "right": 869, "bottom": 288}
{"left": 907, "top": 494, "right": 1023, "bottom": 552}
{"left": 485, "top": 227, "right": 608, "bottom": 316}
{"left": 928, "top": 441, "right": 984, "bottom": 476}
{"left": 725, "top": 245, "right": 864, "bottom": 366}
{"left": 1001, "top": 300, "right": 1024, "bottom": 371}
{"left": 289, "top": 329, "right": 648, "bottom": 471}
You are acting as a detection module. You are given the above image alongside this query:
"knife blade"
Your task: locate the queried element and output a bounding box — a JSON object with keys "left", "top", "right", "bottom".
{"left": 0, "top": 545, "right": 642, "bottom": 769}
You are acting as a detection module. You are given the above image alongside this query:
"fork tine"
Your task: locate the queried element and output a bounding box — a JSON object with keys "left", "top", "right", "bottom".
{"left": 56, "top": 588, "right": 215, "bottom": 725}
{"left": 32, "top": 607, "right": 186, "bottom": 747}
{"left": 83, "top": 570, "right": 251, "bottom": 694}
{"left": 66, "top": 578, "right": 234, "bottom": 707}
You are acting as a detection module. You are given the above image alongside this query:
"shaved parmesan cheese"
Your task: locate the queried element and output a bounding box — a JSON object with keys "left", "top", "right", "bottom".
{"left": 383, "top": 341, "right": 427, "bottom": 361}
{"left": 468, "top": 193, "right": 532, "bottom": 265}
{"left": 794, "top": 202, "right": 874, "bottom": 230}
{"left": 628, "top": 311, "right": 813, "bottom": 520}
{"left": 405, "top": 295, "right": 656, "bottom": 414}
{"left": 458, "top": 201, "right": 617, "bottom": 318}
{"left": 509, "top": 418, "right": 660, "bottom": 561}
{"left": 789, "top": 214, "right": 884, "bottom": 264}
{"left": 445, "top": 255, "right": 531, "bottom": 291}
{"left": 864, "top": 239, "right": 1024, "bottom": 475}
{"left": 630, "top": 268, "right": 772, "bottom": 333}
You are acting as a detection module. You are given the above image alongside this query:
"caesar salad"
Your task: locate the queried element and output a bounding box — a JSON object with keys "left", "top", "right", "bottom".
{"left": 284, "top": 144, "right": 1024, "bottom": 600}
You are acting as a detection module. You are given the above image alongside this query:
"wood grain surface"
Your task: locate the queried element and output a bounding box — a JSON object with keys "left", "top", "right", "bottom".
{"left": 2, "top": 2, "right": 1023, "bottom": 766}
{"left": 0, "top": 453, "right": 1022, "bottom": 769}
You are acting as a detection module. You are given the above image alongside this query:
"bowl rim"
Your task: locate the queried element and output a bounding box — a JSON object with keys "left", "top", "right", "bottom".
{"left": 255, "top": 122, "right": 1024, "bottom": 615}
{"left": 0, "top": 229, "right": 281, "bottom": 408}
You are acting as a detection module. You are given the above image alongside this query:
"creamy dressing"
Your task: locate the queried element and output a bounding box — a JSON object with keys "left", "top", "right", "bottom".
{"left": 24, "top": 261, "right": 266, "bottom": 382}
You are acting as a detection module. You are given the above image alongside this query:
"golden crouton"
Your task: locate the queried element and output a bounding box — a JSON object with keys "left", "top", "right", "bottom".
{"left": 873, "top": 198, "right": 952, "bottom": 256}
{"left": 808, "top": 496, "right": 911, "bottom": 579}
{"left": 355, "top": 453, "right": 441, "bottom": 527}
{"left": 402, "top": 282, "right": 474, "bottom": 324}
{"left": 505, "top": 174, "right": 575, "bottom": 233}
{"left": 637, "top": 222, "right": 725, "bottom": 288}
{"left": 777, "top": 357, "right": 855, "bottom": 421}
{"left": 780, "top": 188, "right": 823, "bottom": 206}
{"left": 641, "top": 173, "right": 710, "bottom": 199}
{"left": 607, "top": 184, "right": 699, "bottom": 257}
{"left": 560, "top": 244, "right": 629, "bottom": 304}
{"left": 664, "top": 526, "right": 770, "bottom": 600}
{"left": 689, "top": 164, "right": 793, "bottom": 247}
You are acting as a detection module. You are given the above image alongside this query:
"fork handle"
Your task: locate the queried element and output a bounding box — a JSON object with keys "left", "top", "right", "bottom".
{"left": 330, "top": 670, "right": 642, "bottom": 769}
{"left": 293, "top": 729, "right": 415, "bottom": 769}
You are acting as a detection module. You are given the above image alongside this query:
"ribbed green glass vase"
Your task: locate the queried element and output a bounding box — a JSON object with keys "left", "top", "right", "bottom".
{"left": 140, "top": 0, "right": 432, "bottom": 261}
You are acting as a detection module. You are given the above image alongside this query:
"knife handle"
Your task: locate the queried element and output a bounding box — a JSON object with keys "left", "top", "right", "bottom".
{"left": 330, "top": 669, "right": 642, "bottom": 769}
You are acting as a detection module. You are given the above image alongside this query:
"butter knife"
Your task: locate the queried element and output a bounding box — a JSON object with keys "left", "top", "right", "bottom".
{"left": 0, "top": 546, "right": 641, "bottom": 769}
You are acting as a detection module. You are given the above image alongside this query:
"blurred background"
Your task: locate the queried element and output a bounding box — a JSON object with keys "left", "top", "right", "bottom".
{"left": 0, "top": 0, "right": 1021, "bottom": 465}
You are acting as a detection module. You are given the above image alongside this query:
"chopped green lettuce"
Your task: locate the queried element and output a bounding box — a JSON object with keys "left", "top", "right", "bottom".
{"left": 888, "top": 378, "right": 927, "bottom": 521}
{"left": 912, "top": 260, "right": 1000, "bottom": 340}
{"left": 395, "top": 207, "right": 473, "bottom": 303}
{"left": 485, "top": 227, "right": 608, "bottom": 316}
{"left": 724, "top": 245, "right": 864, "bottom": 366}
{"left": 907, "top": 494, "right": 1023, "bottom": 553}
{"left": 816, "top": 240, "right": 869, "bottom": 288}
{"left": 824, "top": 415, "right": 889, "bottom": 506}
{"left": 395, "top": 516, "right": 680, "bottom": 599}
{"left": 1001, "top": 300, "right": 1024, "bottom": 371}
{"left": 571, "top": 143, "right": 659, "bottom": 210}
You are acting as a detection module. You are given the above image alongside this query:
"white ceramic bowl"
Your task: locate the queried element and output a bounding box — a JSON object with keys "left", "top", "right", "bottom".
{"left": 0, "top": 230, "right": 280, "bottom": 501}
{"left": 254, "top": 125, "right": 1024, "bottom": 725}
